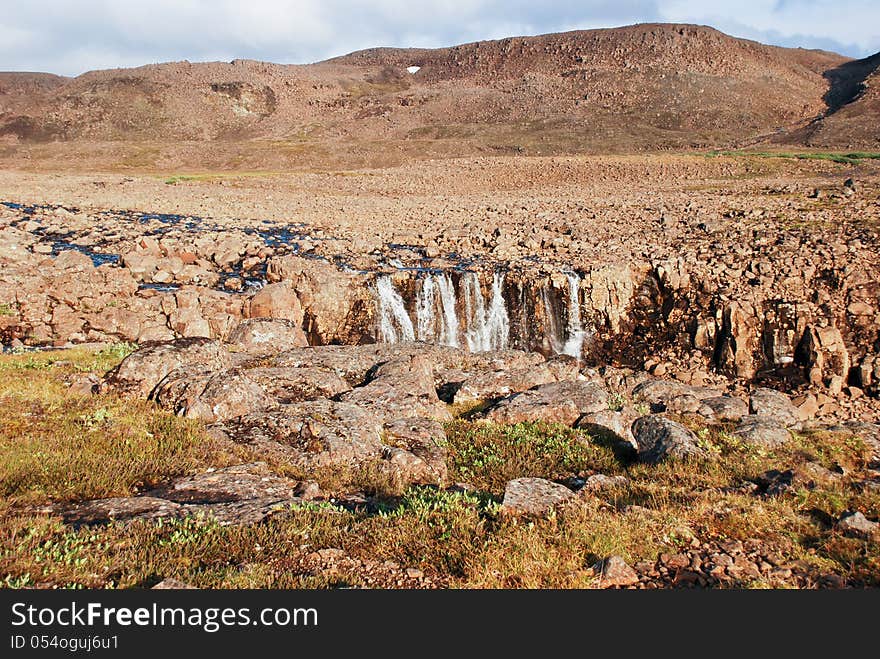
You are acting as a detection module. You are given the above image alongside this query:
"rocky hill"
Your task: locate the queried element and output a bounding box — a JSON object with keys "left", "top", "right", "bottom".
{"left": 0, "top": 23, "right": 875, "bottom": 158}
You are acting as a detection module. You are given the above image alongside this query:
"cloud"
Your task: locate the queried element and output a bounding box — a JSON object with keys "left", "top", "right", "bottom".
{"left": 0, "top": 1, "right": 875, "bottom": 76}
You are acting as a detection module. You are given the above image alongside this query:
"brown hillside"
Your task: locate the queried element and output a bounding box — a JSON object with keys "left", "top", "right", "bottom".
{"left": 788, "top": 52, "right": 880, "bottom": 149}
{"left": 0, "top": 23, "right": 868, "bottom": 164}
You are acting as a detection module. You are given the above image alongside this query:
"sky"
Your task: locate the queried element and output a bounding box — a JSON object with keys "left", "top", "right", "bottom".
{"left": 1, "top": 0, "right": 877, "bottom": 77}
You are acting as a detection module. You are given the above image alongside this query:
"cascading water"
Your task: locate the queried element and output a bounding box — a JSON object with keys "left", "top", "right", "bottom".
{"left": 415, "top": 275, "right": 437, "bottom": 342}
{"left": 376, "top": 275, "right": 415, "bottom": 343}
{"left": 560, "top": 272, "right": 587, "bottom": 359}
{"left": 463, "top": 272, "right": 510, "bottom": 352}
{"left": 541, "top": 272, "right": 588, "bottom": 360}
{"left": 436, "top": 273, "right": 460, "bottom": 348}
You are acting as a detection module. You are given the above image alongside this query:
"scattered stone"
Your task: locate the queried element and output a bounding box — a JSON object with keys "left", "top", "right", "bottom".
{"left": 501, "top": 477, "right": 574, "bottom": 515}
{"left": 733, "top": 416, "right": 791, "bottom": 447}
{"left": 631, "top": 415, "right": 704, "bottom": 463}
{"left": 592, "top": 555, "right": 639, "bottom": 587}
{"left": 837, "top": 511, "right": 878, "bottom": 538}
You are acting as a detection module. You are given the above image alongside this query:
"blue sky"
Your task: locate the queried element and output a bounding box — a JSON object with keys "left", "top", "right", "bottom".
{"left": 1, "top": 0, "right": 877, "bottom": 76}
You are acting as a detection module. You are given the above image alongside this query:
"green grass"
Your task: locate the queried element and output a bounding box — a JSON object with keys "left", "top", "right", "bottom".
{"left": 0, "top": 347, "right": 877, "bottom": 589}
{"left": 706, "top": 150, "right": 880, "bottom": 165}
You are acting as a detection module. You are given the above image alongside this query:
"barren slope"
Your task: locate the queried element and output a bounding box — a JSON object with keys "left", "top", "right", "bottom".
{"left": 0, "top": 24, "right": 859, "bottom": 165}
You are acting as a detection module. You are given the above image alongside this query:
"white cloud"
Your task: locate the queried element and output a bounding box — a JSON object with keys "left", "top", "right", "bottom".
{"left": 0, "top": 1, "right": 874, "bottom": 76}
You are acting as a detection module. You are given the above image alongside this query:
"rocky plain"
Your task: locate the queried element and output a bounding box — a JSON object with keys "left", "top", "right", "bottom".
{"left": 1, "top": 24, "right": 879, "bottom": 589}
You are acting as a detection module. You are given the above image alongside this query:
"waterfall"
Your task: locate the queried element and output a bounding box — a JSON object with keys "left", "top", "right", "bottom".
{"left": 542, "top": 272, "right": 587, "bottom": 360}
{"left": 436, "top": 273, "right": 460, "bottom": 348}
{"left": 376, "top": 275, "right": 415, "bottom": 343}
{"left": 416, "top": 275, "right": 437, "bottom": 342}
{"left": 463, "top": 272, "right": 510, "bottom": 352}
{"left": 541, "top": 284, "right": 565, "bottom": 355}
{"left": 560, "top": 272, "right": 587, "bottom": 359}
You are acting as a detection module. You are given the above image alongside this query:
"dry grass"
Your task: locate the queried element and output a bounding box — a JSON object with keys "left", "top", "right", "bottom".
{"left": 0, "top": 346, "right": 237, "bottom": 504}
{"left": 0, "top": 347, "right": 878, "bottom": 589}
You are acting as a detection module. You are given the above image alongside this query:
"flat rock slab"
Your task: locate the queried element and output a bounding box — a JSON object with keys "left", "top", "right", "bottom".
{"left": 501, "top": 477, "right": 574, "bottom": 515}
{"left": 484, "top": 380, "right": 609, "bottom": 426}
{"left": 632, "top": 379, "right": 724, "bottom": 409}
{"left": 221, "top": 400, "right": 385, "bottom": 468}
{"left": 452, "top": 363, "right": 566, "bottom": 404}
{"left": 57, "top": 463, "right": 306, "bottom": 526}
{"left": 631, "top": 415, "right": 704, "bottom": 463}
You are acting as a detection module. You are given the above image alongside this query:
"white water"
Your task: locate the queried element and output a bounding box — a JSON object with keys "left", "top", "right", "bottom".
{"left": 542, "top": 272, "right": 587, "bottom": 360}
{"left": 376, "top": 275, "right": 415, "bottom": 343}
{"left": 415, "top": 275, "right": 437, "bottom": 342}
{"left": 560, "top": 272, "right": 587, "bottom": 359}
{"left": 463, "top": 272, "right": 510, "bottom": 352}
{"left": 436, "top": 273, "right": 460, "bottom": 348}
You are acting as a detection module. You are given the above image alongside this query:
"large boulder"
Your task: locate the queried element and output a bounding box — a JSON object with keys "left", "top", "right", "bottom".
{"left": 245, "top": 282, "right": 303, "bottom": 324}
{"left": 631, "top": 415, "right": 704, "bottom": 463}
{"left": 484, "top": 380, "right": 609, "bottom": 426}
{"left": 452, "top": 363, "right": 569, "bottom": 404}
{"left": 733, "top": 416, "right": 791, "bottom": 448}
{"left": 59, "top": 463, "right": 307, "bottom": 526}
{"left": 341, "top": 353, "right": 452, "bottom": 421}
{"left": 227, "top": 318, "right": 308, "bottom": 355}
{"left": 104, "top": 338, "right": 232, "bottom": 398}
{"left": 265, "top": 255, "right": 374, "bottom": 344}
{"left": 632, "top": 378, "right": 724, "bottom": 411}
{"left": 153, "top": 369, "right": 273, "bottom": 422}
{"left": 749, "top": 388, "right": 801, "bottom": 428}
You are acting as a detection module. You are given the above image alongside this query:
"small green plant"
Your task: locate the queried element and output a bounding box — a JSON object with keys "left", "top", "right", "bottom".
{"left": 0, "top": 302, "right": 16, "bottom": 316}
{"left": 608, "top": 392, "right": 627, "bottom": 412}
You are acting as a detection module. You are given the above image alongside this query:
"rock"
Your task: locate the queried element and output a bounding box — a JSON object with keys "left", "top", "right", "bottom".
{"left": 220, "top": 400, "right": 385, "bottom": 471}
{"left": 452, "top": 363, "right": 563, "bottom": 404}
{"left": 837, "top": 511, "right": 878, "bottom": 538}
{"left": 53, "top": 250, "right": 95, "bottom": 271}
{"left": 631, "top": 415, "right": 704, "bottom": 463}
{"left": 245, "top": 366, "right": 352, "bottom": 403}
{"left": 227, "top": 318, "right": 308, "bottom": 355}
{"left": 697, "top": 395, "right": 749, "bottom": 422}
{"left": 501, "top": 477, "right": 574, "bottom": 515}
{"left": 68, "top": 373, "right": 101, "bottom": 396}
{"left": 631, "top": 378, "right": 724, "bottom": 410}
{"left": 581, "top": 474, "right": 629, "bottom": 492}
{"left": 382, "top": 417, "right": 448, "bottom": 485}
{"left": 592, "top": 555, "right": 640, "bottom": 587}
{"left": 265, "top": 255, "right": 373, "bottom": 345}
{"left": 152, "top": 578, "right": 197, "bottom": 590}
{"left": 245, "top": 282, "right": 303, "bottom": 324}
{"left": 484, "top": 380, "right": 608, "bottom": 426}
{"left": 800, "top": 325, "right": 850, "bottom": 388}
{"left": 733, "top": 416, "right": 791, "bottom": 447}
{"left": 341, "top": 353, "right": 451, "bottom": 421}
{"left": 60, "top": 463, "right": 307, "bottom": 526}
{"left": 754, "top": 469, "right": 795, "bottom": 496}
{"left": 749, "top": 388, "right": 801, "bottom": 429}
{"left": 105, "top": 338, "right": 232, "bottom": 398}
{"left": 153, "top": 369, "right": 273, "bottom": 422}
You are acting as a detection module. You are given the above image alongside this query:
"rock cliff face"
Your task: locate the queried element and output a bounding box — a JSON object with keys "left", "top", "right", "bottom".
{"left": 2, "top": 194, "right": 877, "bottom": 412}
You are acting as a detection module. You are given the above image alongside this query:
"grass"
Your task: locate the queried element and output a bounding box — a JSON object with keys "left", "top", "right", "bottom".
{"left": 0, "top": 346, "right": 878, "bottom": 589}
{"left": 0, "top": 345, "right": 235, "bottom": 504}
{"left": 707, "top": 150, "right": 880, "bottom": 165}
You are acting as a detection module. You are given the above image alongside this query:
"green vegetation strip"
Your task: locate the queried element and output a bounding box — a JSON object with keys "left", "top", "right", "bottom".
{"left": 707, "top": 151, "right": 880, "bottom": 165}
